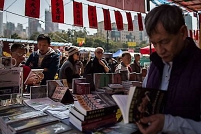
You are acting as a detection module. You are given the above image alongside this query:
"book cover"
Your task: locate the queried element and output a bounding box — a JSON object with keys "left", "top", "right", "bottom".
{"left": 0, "top": 106, "right": 34, "bottom": 117}
{"left": 30, "top": 85, "right": 47, "bottom": 99}
{"left": 93, "top": 73, "right": 113, "bottom": 89}
{"left": 8, "top": 115, "right": 59, "bottom": 133}
{"left": 75, "top": 93, "right": 117, "bottom": 115}
{"left": 24, "top": 69, "right": 44, "bottom": 85}
{"left": 72, "top": 78, "right": 86, "bottom": 94}
{"left": 2, "top": 111, "right": 47, "bottom": 124}
{"left": 112, "top": 87, "right": 166, "bottom": 123}
{"left": 20, "top": 122, "right": 72, "bottom": 134}
{"left": 112, "top": 73, "right": 122, "bottom": 84}
{"left": 0, "top": 68, "right": 21, "bottom": 95}
{"left": 76, "top": 83, "right": 90, "bottom": 95}
{"left": 47, "top": 80, "right": 64, "bottom": 98}
{"left": 51, "top": 86, "right": 68, "bottom": 101}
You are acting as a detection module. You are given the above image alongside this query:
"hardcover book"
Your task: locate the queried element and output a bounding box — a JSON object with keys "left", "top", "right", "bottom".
{"left": 30, "top": 85, "right": 47, "bottom": 99}
{"left": 8, "top": 116, "right": 59, "bottom": 133}
{"left": 112, "top": 87, "right": 166, "bottom": 123}
{"left": 72, "top": 78, "right": 86, "bottom": 94}
{"left": 20, "top": 122, "right": 72, "bottom": 134}
{"left": 74, "top": 93, "right": 117, "bottom": 116}
{"left": 70, "top": 107, "right": 117, "bottom": 121}
{"left": 76, "top": 83, "right": 90, "bottom": 95}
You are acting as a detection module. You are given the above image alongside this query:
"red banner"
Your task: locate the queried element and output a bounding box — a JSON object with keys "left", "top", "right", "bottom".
{"left": 189, "top": 30, "right": 193, "bottom": 38}
{"left": 114, "top": 11, "right": 123, "bottom": 31}
{"left": 199, "top": 14, "right": 201, "bottom": 23}
{"left": 132, "top": 0, "right": 145, "bottom": 13}
{"left": 138, "top": 13, "right": 143, "bottom": 31}
{"left": 88, "top": 0, "right": 107, "bottom": 5}
{"left": 126, "top": 12, "right": 133, "bottom": 31}
{"left": 103, "top": 9, "right": 111, "bottom": 30}
{"left": 0, "top": 0, "right": 5, "bottom": 11}
{"left": 107, "top": 0, "right": 123, "bottom": 9}
{"left": 194, "top": 30, "right": 199, "bottom": 40}
{"left": 51, "top": 0, "right": 64, "bottom": 23}
{"left": 88, "top": 5, "right": 98, "bottom": 29}
{"left": 25, "top": 0, "right": 40, "bottom": 18}
{"left": 73, "top": 1, "right": 83, "bottom": 27}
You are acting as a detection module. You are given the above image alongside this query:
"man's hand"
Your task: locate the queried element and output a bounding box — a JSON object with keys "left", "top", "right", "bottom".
{"left": 99, "top": 60, "right": 106, "bottom": 67}
{"left": 136, "top": 114, "right": 165, "bottom": 134}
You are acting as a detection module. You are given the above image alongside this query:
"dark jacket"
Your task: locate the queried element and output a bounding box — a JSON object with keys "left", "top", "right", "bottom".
{"left": 59, "top": 60, "right": 80, "bottom": 87}
{"left": 146, "top": 37, "right": 201, "bottom": 121}
{"left": 130, "top": 60, "right": 141, "bottom": 73}
{"left": 84, "top": 57, "right": 110, "bottom": 75}
{"left": 25, "top": 51, "right": 60, "bottom": 85}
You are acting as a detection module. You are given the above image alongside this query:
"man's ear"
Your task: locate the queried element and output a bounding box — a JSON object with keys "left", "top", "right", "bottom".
{"left": 180, "top": 25, "right": 188, "bottom": 40}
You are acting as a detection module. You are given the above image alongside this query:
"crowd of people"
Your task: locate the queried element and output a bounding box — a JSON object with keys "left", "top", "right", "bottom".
{"left": 2, "top": 4, "right": 201, "bottom": 134}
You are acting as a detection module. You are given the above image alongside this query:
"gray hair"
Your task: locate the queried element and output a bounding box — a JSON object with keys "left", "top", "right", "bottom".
{"left": 145, "top": 4, "right": 185, "bottom": 37}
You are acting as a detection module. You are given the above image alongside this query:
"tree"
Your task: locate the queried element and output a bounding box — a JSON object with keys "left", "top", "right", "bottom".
{"left": 29, "top": 32, "right": 40, "bottom": 40}
{"left": 11, "top": 33, "right": 21, "bottom": 39}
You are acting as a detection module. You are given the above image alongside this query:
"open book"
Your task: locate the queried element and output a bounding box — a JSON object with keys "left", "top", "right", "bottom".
{"left": 24, "top": 69, "right": 44, "bottom": 85}
{"left": 112, "top": 87, "right": 166, "bottom": 123}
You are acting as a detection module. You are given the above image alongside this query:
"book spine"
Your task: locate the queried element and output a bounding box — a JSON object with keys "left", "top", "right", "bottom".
{"left": 86, "top": 105, "right": 118, "bottom": 116}
{"left": 82, "top": 113, "right": 116, "bottom": 125}
{"left": 82, "top": 117, "right": 117, "bottom": 131}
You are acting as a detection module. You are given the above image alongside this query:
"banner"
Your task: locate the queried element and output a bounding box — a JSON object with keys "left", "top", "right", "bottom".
{"left": 127, "top": 42, "right": 136, "bottom": 47}
{"left": 51, "top": 0, "right": 64, "bottom": 23}
{"left": 0, "top": 0, "right": 4, "bottom": 11}
{"left": 138, "top": 13, "right": 143, "bottom": 31}
{"left": 73, "top": 1, "right": 83, "bottom": 27}
{"left": 88, "top": 0, "right": 107, "bottom": 5}
{"left": 114, "top": 11, "right": 123, "bottom": 31}
{"left": 189, "top": 30, "right": 193, "bottom": 38}
{"left": 103, "top": 9, "right": 111, "bottom": 30}
{"left": 126, "top": 12, "right": 133, "bottom": 31}
{"left": 132, "top": 0, "right": 145, "bottom": 13}
{"left": 77, "top": 38, "right": 85, "bottom": 47}
{"left": 25, "top": 0, "right": 40, "bottom": 18}
{"left": 88, "top": 5, "right": 98, "bottom": 29}
{"left": 107, "top": 0, "right": 123, "bottom": 9}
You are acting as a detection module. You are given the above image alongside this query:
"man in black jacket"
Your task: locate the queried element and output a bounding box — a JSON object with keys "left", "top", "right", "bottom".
{"left": 25, "top": 34, "right": 60, "bottom": 85}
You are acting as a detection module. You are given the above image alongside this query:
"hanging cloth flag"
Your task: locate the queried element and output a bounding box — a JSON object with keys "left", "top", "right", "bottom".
{"left": 88, "top": 5, "right": 98, "bottom": 29}
{"left": 103, "top": 9, "right": 111, "bottom": 30}
{"left": 77, "top": 38, "right": 85, "bottom": 47}
{"left": 0, "top": 0, "right": 5, "bottom": 11}
{"left": 51, "top": 0, "right": 64, "bottom": 23}
{"left": 114, "top": 11, "right": 123, "bottom": 31}
{"left": 137, "top": 13, "right": 143, "bottom": 31}
{"left": 189, "top": 30, "right": 193, "bottom": 38}
{"left": 25, "top": 0, "right": 40, "bottom": 18}
{"left": 73, "top": 1, "right": 83, "bottom": 27}
{"left": 126, "top": 12, "right": 133, "bottom": 31}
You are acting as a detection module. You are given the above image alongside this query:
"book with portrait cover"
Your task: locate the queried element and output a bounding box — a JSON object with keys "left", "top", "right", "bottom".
{"left": 20, "top": 122, "right": 72, "bottom": 134}
{"left": 24, "top": 69, "right": 44, "bottom": 85}
{"left": 112, "top": 87, "right": 166, "bottom": 123}
{"left": 74, "top": 93, "right": 118, "bottom": 116}
{"left": 8, "top": 115, "right": 59, "bottom": 133}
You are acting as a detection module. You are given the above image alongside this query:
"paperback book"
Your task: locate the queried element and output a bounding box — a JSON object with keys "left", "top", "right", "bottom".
{"left": 30, "top": 85, "right": 47, "bottom": 99}
{"left": 112, "top": 87, "right": 166, "bottom": 123}
{"left": 24, "top": 69, "right": 44, "bottom": 85}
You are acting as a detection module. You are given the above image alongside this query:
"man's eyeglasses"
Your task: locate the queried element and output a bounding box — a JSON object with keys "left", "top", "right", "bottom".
{"left": 96, "top": 51, "right": 103, "bottom": 54}
{"left": 15, "top": 52, "right": 26, "bottom": 57}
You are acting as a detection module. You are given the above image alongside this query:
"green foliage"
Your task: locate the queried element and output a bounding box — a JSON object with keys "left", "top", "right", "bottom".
{"left": 11, "top": 33, "right": 21, "bottom": 39}
{"left": 29, "top": 32, "right": 40, "bottom": 40}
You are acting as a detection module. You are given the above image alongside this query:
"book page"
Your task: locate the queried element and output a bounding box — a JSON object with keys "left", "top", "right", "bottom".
{"left": 24, "top": 69, "right": 44, "bottom": 85}
{"left": 112, "top": 95, "right": 128, "bottom": 123}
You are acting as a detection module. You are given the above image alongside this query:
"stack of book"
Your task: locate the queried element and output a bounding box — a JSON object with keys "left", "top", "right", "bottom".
{"left": 69, "top": 93, "right": 118, "bottom": 132}
{"left": 0, "top": 104, "right": 74, "bottom": 134}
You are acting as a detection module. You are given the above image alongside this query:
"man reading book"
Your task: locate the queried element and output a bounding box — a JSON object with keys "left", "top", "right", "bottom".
{"left": 140, "top": 4, "right": 201, "bottom": 134}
